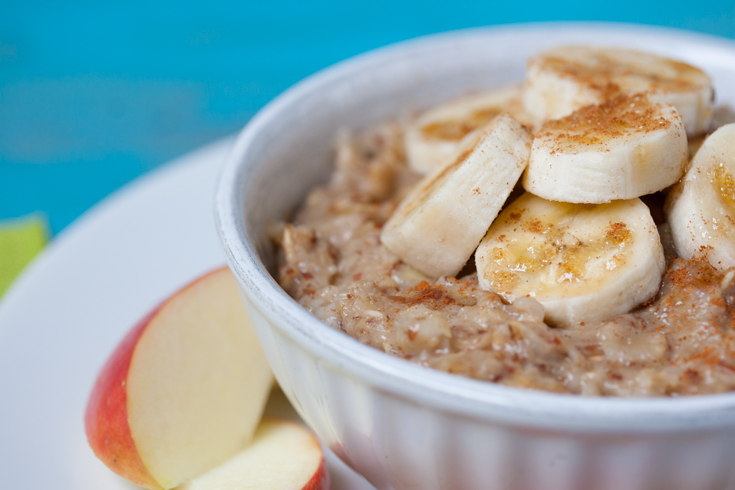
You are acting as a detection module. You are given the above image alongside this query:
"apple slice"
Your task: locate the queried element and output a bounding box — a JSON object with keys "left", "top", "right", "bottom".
{"left": 85, "top": 266, "right": 274, "bottom": 489}
{"left": 177, "top": 418, "right": 329, "bottom": 490}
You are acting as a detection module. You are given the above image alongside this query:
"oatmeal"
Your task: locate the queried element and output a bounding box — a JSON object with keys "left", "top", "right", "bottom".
{"left": 275, "top": 122, "right": 735, "bottom": 397}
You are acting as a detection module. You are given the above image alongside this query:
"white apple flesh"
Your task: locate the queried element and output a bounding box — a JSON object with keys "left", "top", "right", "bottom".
{"left": 178, "top": 418, "right": 329, "bottom": 490}
{"left": 85, "top": 266, "right": 274, "bottom": 489}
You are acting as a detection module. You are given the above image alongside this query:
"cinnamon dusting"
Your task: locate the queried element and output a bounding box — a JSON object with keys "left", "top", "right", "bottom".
{"left": 421, "top": 108, "right": 502, "bottom": 141}
{"left": 537, "top": 93, "right": 671, "bottom": 151}
{"left": 535, "top": 46, "right": 706, "bottom": 95}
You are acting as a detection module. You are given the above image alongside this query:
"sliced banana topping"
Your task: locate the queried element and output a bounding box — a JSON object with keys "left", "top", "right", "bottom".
{"left": 476, "top": 193, "right": 665, "bottom": 327}
{"left": 381, "top": 113, "right": 532, "bottom": 278}
{"left": 666, "top": 123, "right": 735, "bottom": 271}
{"left": 523, "top": 45, "right": 714, "bottom": 136}
{"left": 523, "top": 93, "right": 688, "bottom": 203}
{"left": 405, "top": 85, "right": 535, "bottom": 174}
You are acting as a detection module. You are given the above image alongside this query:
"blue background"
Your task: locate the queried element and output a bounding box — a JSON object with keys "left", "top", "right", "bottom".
{"left": 3, "top": 1, "right": 735, "bottom": 235}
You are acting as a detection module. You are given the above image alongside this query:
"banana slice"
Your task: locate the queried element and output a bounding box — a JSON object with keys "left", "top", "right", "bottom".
{"left": 523, "top": 45, "right": 714, "bottom": 136}
{"left": 476, "top": 193, "right": 665, "bottom": 327}
{"left": 666, "top": 123, "right": 735, "bottom": 271}
{"left": 381, "top": 113, "right": 532, "bottom": 278}
{"left": 523, "top": 93, "right": 688, "bottom": 203}
{"left": 405, "top": 85, "right": 535, "bottom": 174}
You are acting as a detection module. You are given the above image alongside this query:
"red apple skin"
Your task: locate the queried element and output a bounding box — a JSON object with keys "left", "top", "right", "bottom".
{"left": 303, "top": 457, "right": 330, "bottom": 490}
{"left": 85, "top": 266, "right": 276, "bottom": 490}
{"left": 84, "top": 306, "right": 163, "bottom": 490}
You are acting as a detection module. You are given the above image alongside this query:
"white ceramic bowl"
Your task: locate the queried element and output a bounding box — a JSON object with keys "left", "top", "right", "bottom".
{"left": 217, "top": 23, "right": 735, "bottom": 490}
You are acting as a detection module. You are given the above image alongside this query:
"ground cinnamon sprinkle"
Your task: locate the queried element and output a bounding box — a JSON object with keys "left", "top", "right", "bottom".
{"left": 712, "top": 297, "right": 726, "bottom": 308}
{"left": 667, "top": 255, "right": 720, "bottom": 288}
{"left": 680, "top": 347, "right": 719, "bottom": 366}
{"left": 605, "top": 221, "right": 630, "bottom": 242}
{"left": 538, "top": 94, "right": 670, "bottom": 150}
{"left": 390, "top": 281, "right": 457, "bottom": 308}
{"left": 666, "top": 262, "right": 690, "bottom": 287}
{"left": 421, "top": 107, "right": 503, "bottom": 141}
{"left": 508, "top": 210, "right": 523, "bottom": 223}
{"left": 540, "top": 56, "right": 624, "bottom": 97}
{"left": 523, "top": 218, "right": 544, "bottom": 233}
{"left": 538, "top": 48, "right": 701, "bottom": 94}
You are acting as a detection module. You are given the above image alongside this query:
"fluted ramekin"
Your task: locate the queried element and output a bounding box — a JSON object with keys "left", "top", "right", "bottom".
{"left": 216, "top": 23, "right": 735, "bottom": 490}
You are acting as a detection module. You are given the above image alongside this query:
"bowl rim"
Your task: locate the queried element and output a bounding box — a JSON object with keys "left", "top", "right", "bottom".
{"left": 216, "top": 21, "right": 735, "bottom": 433}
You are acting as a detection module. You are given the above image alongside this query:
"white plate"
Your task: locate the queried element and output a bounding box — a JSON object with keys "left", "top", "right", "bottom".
{"left": 0, "top": 137, "right": 374, "bottom": 490}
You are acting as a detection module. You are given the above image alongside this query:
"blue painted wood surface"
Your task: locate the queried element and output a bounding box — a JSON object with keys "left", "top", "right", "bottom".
{"left": 2, "top": 1, "right": 734, "bottom": 235}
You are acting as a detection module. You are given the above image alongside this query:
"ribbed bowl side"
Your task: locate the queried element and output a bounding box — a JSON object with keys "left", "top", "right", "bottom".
{"left": 239, "top": 290, "right": 735, "bottom": 490}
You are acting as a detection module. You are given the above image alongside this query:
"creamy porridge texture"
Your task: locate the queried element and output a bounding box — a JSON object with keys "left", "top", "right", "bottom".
{"left": 275, "top": 47, "right": 735, "bottom": 396}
